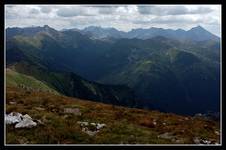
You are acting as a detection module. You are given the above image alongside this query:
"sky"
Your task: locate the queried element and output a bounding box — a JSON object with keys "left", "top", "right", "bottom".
{"left": 5, "top": 5, "right": 221, "bottom": 37}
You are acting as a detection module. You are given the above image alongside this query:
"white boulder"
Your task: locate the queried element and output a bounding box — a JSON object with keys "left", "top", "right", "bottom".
{"left": 77, "top": 121, "right": 89, "bottom": 127}
{"left": 15, "top": 118, "right": 37, "bottom": 128}
{"left": 90, "top": 123, "right": 96, "bottom": 126}
{"left": 6, "top": 112, "right": 37, "bottom": 128}
{"left": 96, "top": 123, "right": 106, "bottom": 130}
{"left": 22, "top": 114, "right": 32, "bottom": 120}
{"left": 5, "top": 112, "right": 23, "bottom": 124}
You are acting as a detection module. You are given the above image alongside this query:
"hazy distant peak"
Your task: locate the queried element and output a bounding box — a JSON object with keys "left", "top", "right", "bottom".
{"left": 188, "top": 25, "right": 206, "bottom": 31}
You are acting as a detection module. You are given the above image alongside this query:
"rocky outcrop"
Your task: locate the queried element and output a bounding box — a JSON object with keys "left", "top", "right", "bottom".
{"left": 77, "top": 121, "right": 106, "bottom": 136}
{"left": 5, "top": 112, "right": 38, "bottom": 128}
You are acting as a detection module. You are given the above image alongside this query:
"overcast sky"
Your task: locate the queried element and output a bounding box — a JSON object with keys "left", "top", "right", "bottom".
{"left": 5, "top": 5, "right": 221, "bottom": 37}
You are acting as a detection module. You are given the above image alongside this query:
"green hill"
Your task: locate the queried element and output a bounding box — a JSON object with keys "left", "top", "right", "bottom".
{"left": 6, "top": 68, "right": 59, "bottom": 94}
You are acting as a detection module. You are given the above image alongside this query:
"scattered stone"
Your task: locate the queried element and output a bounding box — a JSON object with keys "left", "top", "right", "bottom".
{"left": 15, "top": 119, "right": 37, "bottom": 128}
{"left": 158, "top": 132, "right": 174, "bottom": 140}
{"left": 5, "top": 112, "right": 23, "bottom": 124}
{"left": 82, "top": 128, "right": 99, "bottom": 136}
{"left": 96, "top": 123, "right": 106, "bottom": 130}
{"left": 178, "top": 118, "right": 184, "bottom": 122}
{"left": 18, "top": 137, "right": 29, "bottom": 144}
{"left": 90, "top": 123, "right": 96, "bottom": 126}
{"left": 194, "top": 112, "right": 220, "bottom": 121}
{"left": 77, "top": 121, "right": 89, "bottom": 127}
{"left": 184, "top": 117, "right": 189, "bottom": 121}
{"left": 77, "top": 121, "right": 106, "bottom": 136}
{"left": 63, "top": 115, "right": 69, "bottom": 119}
{"left": 174, "top": 139, "right": 184, "bottom": 143}
{"left": 34, "top": 107, "right": 45, "bottom": 111}
{"left": 171, "top": 138, "right": 184, "bottom": 143}
{"left": 200, "top": 139, "right": 211, "bottom": 144}
{"left": 193, "top": 137, "right": 213, "bottom": 144}
{"left": 64, "top": 108, "right": 81, "bottom": 116}
{"left": 214, "top": 130, "right": 220, "bottom": 135}
{"left": 41, "top": 115, "right": 49, "bottom": 123}
{"left": 158, "top": 132, "right": 183, "bottom": 143}
{"left": 9, "top": 101, "right": 17, "bottom": 105}
{"left": 193, "top": 137, "right": 200, "bottom": 144}
{"left": 34, "top": 119, "right": 44, "bottom": 125}
{"left": 203, "top": 124, "right": 213, "bottom": 130}
{"left": 195, "top": 113, "right": 203, "bottom": 117}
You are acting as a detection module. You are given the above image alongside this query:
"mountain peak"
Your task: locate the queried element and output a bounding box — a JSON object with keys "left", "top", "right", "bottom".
{"left": 43, "top": 25, "right": 50, "bottom": 29}
{"left": 42, "top": 25, "right": 56, "bottom": 31}
{"left": 189, "top": 25, "right": 206, "bottom": 31}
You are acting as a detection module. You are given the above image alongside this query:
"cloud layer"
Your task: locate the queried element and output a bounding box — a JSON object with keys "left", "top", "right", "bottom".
{"left": 5, "top": 5, "right": 221, "bottom": 36}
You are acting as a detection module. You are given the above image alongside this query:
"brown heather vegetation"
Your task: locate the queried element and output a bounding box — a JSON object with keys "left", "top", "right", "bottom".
{"left": 6, "top": 86, "right": 220, "bottom": 144}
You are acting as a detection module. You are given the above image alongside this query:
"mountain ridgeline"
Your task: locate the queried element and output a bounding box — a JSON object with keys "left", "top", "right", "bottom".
{"left": 6, "top": 25, "right": 220, "bottom": 115}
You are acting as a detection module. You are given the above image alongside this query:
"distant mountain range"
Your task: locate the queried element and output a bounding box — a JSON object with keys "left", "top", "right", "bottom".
{"left": 66, "top": 25, "right": 220, "bottom": 42}
{"left": 6, "top": 25, "right": 220, "bottom": 115}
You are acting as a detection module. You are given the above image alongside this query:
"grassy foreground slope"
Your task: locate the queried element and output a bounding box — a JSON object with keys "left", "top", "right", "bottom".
{"left": 6, "top": 87, "right": 220, "bottom": 144}
{"left": 6, "top": 68, "right": 59, "bottom": 94}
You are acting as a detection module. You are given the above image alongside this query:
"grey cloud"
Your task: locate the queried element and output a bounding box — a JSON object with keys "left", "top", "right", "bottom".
{"left": 138, "top": 6, "right": 213, "bottom": 16}
{"left": 40, "top": 6, "right": 52, "bottom": 13}
{"left": 30, "top": 8, "right": 40, "bottom": 14}
{"left": 137, "top": 6, "right": 159, "bottom": 15}
{"left": 56, "top": 7, "right": 93, "bottom": 17}
{"left": 151, "top": 16, "right": 202, "bottom": 24}
{"left": 196, "top": 7, "right": 214, "bottom": 14}
{"left": 133, "top": 16, "right": 201, "bottom": 25}
{"left": 96, "top": 6, "right": 119, "bottom": 14}
{"left": 132, "top": 20, "right": 151, "bottom": 25}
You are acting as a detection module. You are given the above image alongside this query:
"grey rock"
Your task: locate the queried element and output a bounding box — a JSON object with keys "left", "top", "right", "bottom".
{"left": 64, "top": 108, "right": 81, "bottom": 116}
{"left": 193, "top": 137, "right": 201, "bottom": 144}
{"left": 214, "top": 131, "right": 220, "bottom": 135}
{"left": 15, "top": 118, "right": 37, "bottom": 128}
{"left": 90, "top": 123, "right": 96, "bottom": 126}
{"left": 78, "top": 121, "right": 106, "bottom": 136}
{"left": 96, "top": 123, "right": 106, "bottom": 130}
{"left": 9, "top": 101, "right": 17, "bottom": 105}
{"left": 200, "top": 139, "right": 212, "bottom": 144}
{"left": 6, "top": 112, "right": 38, "bottom": 128}
{"left": 77, "top": 121, "right": 89, "bottom": 126}
{"left": 34, "top": 107, "right": 45, "bottom": 111}
{"left": 22, "top": 114, "right": 32, "bottom": 120}
{"left": 158, "top": 132, "right": 174, "bottom": 140}
{"left": 5, "top": 112, "right": 23, "bottom": 124}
